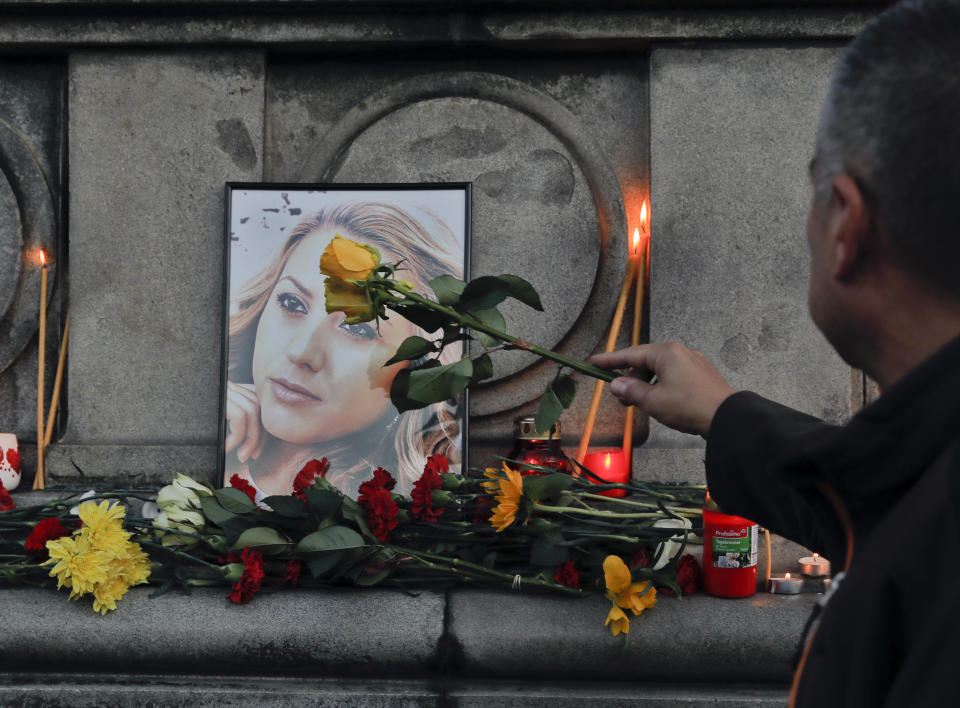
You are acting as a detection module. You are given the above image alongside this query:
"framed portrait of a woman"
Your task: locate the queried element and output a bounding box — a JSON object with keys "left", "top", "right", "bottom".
{"left": 220, "top": 183, "right": 470, "bottom": 500}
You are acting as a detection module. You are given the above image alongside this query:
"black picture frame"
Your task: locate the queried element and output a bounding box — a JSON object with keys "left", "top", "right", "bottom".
{"left": 220, "top": 183, "right": 471, "bottom": 500}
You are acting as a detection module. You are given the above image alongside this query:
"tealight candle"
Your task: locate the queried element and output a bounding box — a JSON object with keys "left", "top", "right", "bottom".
{"left": 799, "top": 553, "right": 831, "bottom": 577}
{"left": 770, "top": 572, "right": 803, "bottom": 594}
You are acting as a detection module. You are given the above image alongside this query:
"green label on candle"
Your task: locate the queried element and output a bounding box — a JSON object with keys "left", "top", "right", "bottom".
{"left": 711, "top": 525, "right": 758, "bottom": 569}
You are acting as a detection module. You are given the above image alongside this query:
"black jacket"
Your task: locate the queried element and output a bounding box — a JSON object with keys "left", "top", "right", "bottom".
{"left": 705, "top": 333, "right": 960, "bottom": 707}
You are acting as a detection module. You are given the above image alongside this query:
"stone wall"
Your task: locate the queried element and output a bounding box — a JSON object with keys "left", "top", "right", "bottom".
{"left": 0, "top": 1, "right": 882, "bottom": 493}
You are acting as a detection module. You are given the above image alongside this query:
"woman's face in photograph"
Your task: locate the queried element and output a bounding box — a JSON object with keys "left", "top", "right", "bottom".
{"left": 251, "top": 227, "right": 414, "bottom": 444}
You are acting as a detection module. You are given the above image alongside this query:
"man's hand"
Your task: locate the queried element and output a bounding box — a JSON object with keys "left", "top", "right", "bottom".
{"left": 590, "top": 343, "right": 735, "bottom": 438}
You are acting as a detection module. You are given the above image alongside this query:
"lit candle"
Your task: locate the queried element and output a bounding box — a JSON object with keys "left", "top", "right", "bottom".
{"left": 580, "top": 449, "right": 629, "bottom": 498}
{"left": 622, "top": 201, "right": 650, "bottom": 472}
{"left": 799, "top": 553, "right": 831, "bottom": 577}
{"left": 770, "top": 572, "right": 803, "bottom": 594}
{"left": 34, "top": 250, "right": 47, "bottom": 490}
{"left": 575, "top": 220, "right": 641, "bottom": 467}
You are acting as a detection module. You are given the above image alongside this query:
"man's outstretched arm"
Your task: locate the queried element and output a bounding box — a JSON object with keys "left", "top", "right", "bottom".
{"left": 591, "top": 343, "right": 844, "bottom": 558}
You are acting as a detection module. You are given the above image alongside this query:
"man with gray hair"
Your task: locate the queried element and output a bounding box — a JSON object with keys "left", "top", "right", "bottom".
{"left": 593, "top": 1, "right": 960, "bottom": 705}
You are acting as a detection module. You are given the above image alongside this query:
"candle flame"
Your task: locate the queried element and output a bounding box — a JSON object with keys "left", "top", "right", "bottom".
{"left": 632, "top": 227, "right": 640, "bottom": 254}
{"left": 813, "top": 553, "right": 819, "bottom": 561}
{"left": 39, "top": 250, "right": 46, "bottom": 266}
{"left": 639, "top": 200, "right": 648, "bottom": 230}
{"left": 604, "top": 453, "right": 612, "bottom": 469}
{"left": 785, "top": 572, "right": 791, "bottom": 579}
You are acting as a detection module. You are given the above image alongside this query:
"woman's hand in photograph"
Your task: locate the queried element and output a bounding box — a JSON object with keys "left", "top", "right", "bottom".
{"left": 225, "top": 381, "right": 265, "bottom": 463}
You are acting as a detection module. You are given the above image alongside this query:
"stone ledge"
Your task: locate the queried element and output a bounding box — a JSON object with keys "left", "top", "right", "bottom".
{"left": 0, "top": 674, "right": 791, "bottom": 707}
{"left": 449, "top": 590, "right": 811, "bottom": 682}
{"left": 0, "top": 7, "right": 874, "bottom": 49}
{"left": 0, "top": 587, "right": 446, "bottom": 676}
{"left": 0, "top": 586, "right": 816, "bottom": 682}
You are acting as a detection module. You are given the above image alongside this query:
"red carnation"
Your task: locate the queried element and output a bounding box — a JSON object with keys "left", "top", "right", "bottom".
{"left": 661, "top": 553, "right": 703, "bottom": 597}
{"left": 358, "top": 468, "right": 399, "bottom": 542}
{"left": 293, "top": 458, "right": 329, "bottom": 500}
{"left": 424, "top": 454, "right": 449, "bottom": 477}
{"left": 359, "top": 487, "right": 398, "bottom": 542}
{"left": 228, "top": 546, "right": 265, "bottom": 604}
{"left": 553, "top": 559, "right": 581, "bottom": 589}
{"left": 411, "top": 456, "right": 446, "bottom": 523}
{"left": 362, "top": 466, "right": 396, "bottom": 492}
{"left": 229, "top": 474, "right": 257, "bottom": 504}
{"left": 6, "top": 447, "right": 19, "bottom": 472}
{"left": 284, "top": 560, "right": 302, "bottom": 588}
{"left": 25, "top": 517, "right": 71, "bottom": 556}
{"left": 0, "top": 482, "right": 14, "bottom": 512}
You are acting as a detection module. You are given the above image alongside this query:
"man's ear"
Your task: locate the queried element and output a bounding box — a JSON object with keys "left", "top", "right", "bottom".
{"left": 828, "top": 173, "right": 870, "bottom": 281}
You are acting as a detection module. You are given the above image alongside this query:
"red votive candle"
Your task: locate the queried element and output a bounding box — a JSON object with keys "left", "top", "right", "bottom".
{"left": 580, "top": 449, "right": 629, "bottom": 498}
{"left": 702, "top": 493, "right": 758, "bottom": 598}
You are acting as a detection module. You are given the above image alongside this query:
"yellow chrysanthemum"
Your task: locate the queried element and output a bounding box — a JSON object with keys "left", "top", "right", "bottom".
{"left": 92, "top": 574, "right": 131, "bottom": 615}
{"left": 116, "top": 542, "right": 152, "bottom": 587}
{"left": 490, "top": 465, "right": 524, "bottom": 532}
{"left": 78, "top": 521, "right": 131, "bottom": 556}
{"left": 44, "top": 534, "right": 111, "bottom": 595}
{"left": 78, "top": 500, "right": 125, "bottom": 535}
{"left": 605, "top": 605, "right": 630, "bottom": 636}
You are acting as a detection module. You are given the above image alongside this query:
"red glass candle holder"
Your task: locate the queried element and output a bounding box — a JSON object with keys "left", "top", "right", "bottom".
{"left": 508, "top": 417, "right": 572, "bottom": 477}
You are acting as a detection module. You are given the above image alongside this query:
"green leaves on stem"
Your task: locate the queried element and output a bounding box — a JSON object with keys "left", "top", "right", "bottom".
{"left": 371, "top": 272, "right": 614, "bottom": 431}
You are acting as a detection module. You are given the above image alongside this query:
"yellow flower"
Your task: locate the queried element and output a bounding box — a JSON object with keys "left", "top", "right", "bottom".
{"left": 79, "top": 521, "right": 131, "bottom": 554}
{"left": 116, "top": 542, "right": 152, "bottom": 587}
{"left": 78, "top": 500, "right": 125, "bottom": 535}
{"left": 613, "top": 581, "right": 657, "bottom": 615}
{"left": 603, "top": 554, "right": 657, "bottom": 622}
{"left": 92, "top": 574, "right": 131, "bottom": 615}
{"left": 320, "top": 234, "right": 380, "bottom": 281}
{"left": 324, "top": 278, "right": 375, "bottom": 324}
{"left": 482, "top": 461, "right": 512, "bottom": 492}
{"left": 89, "top": 541, "right": 151, "bottom": 614}
{"left": 605, "top": 605, "right": 630, "bottom": 636}
{"left": 490, "top": 464, "right": 524, "bottom": 532}
{"left": 44, "top": 534, "right": 111, "bottom": 595}
{"left": 76, "top": 500, "right": 132, "bottom": 555}
{"left": 603, "top": 555, "right": 632, "bottom": 594}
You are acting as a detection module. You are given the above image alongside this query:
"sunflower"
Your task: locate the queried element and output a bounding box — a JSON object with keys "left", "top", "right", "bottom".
{"left": 488, "top": 464, "right": 524, "bottom": 532}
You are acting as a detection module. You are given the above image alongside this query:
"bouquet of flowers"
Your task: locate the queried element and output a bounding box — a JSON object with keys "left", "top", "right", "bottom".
{"left": 0, "top": 458, "right": 704, "bottom": 637}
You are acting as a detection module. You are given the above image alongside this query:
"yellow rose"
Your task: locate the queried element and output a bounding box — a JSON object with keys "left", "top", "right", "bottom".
{"left": 320, "top": 234, "right": 380, "bottom": 281}
{"left": 325, "top": 278, "right": 375, "bottom": 324}
{"left": 602, "top": 555, "right": 632, "bottom": 594}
